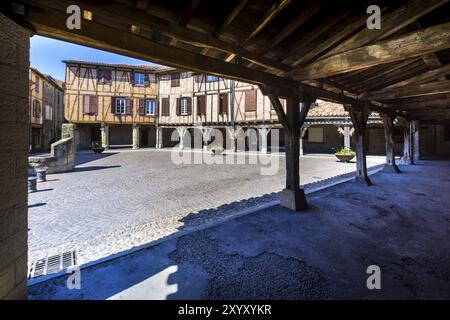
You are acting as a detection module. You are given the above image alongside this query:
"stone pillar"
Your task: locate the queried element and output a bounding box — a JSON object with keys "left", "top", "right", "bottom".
{"left": 100, "top": 124, "right": 109, "bottom": 150}
{"left": 349, "top": 108, "right": 372, "bottom": 186}
{"left": 227, "top": 126, "right": 241, "bottom": 152}
{"left": 177, "top": 127, "right": 188, "bottom": 150}
{"left": 132, "top": 125, "right": 140, "bottom": 150}
{"left": 201, "top": 128, "right": 212, "bottom": 151}
{"left": 382, "top": 116, "right": 401, "bottom": 173}
{"left": 259, "top": 126, "right": 270, "bottom": 154}
{"left": 299, "top": 127, "right": 308, "bottom": 156}
{"left": 280, "top": 98, "right": 308, "bottom": 211}
{"left": 0, "top": 13, "right": 30, "bottom": 300}
{"left": 344, "top": 126, "right": 352, "bottom": 150}
{"left": 400, "top": 119, "right": 414, "bottom": 165}
{"left": 155, "top": 126, "right": 163, "bottom": 149}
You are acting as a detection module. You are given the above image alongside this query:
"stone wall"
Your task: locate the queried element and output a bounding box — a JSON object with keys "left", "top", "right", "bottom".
{"left": 29, "top": 124, "right": 76, "bottom": 173}
{"left": 0, "top": 13, "right": 29, "bottom": 300}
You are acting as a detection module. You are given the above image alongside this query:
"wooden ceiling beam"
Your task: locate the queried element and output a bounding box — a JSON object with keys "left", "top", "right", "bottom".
{"left": 360, "top": 81, "right": 450, "bottom": 100}
{"left": 256, "top": 0, "right": 328, "bottom": 55}
{"left": 178, "top": 0, "right": 202, "bottom": 26}
{"left": 50, "top": 0, "right": 291, "bottom": 72}
{"left": 390, "top": 98, "right": 450, "bottom": 111}
{"left": 292, "top": 21, "right": 450, "bottom": 80}
{"left": 323, "top": 0, "right": 448, "bottom": 58}
{"left": 382, "top": 63, "right": 450, "bottom": 89}
{"left": 224, "top": 0, "right": 291, "bottom": 62}
{"left": 23, "top": 3, "right": 296, "bottom": 90}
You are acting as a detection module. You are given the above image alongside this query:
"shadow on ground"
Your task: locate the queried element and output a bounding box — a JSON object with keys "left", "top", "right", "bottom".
{"left": 28, "top": 161, "right": 450, "bottom": 300}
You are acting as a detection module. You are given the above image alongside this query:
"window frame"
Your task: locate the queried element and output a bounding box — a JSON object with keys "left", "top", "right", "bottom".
{"left": 171, "top": 73, "right": 181, "bottom": 87}
{"left": 145, "top": 99, "right": 156, "bottom": 115}
{"left": 180, "top": 97, "right": 189, "bottom": 115}
{"left": 115, "top": 97, "right": 126, "bottom": 115}
{"left": 134, "top": 72, "right": 145, "bottom": 86}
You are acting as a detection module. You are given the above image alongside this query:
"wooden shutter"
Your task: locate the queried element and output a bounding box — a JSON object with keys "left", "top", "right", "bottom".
{"left": 161, "top": 98, "right": 169, "bottom": 116}
{"left": 197, "top": 95, "right": 206, "bottom": 115}
{"left": 126, "top": 98, "right": 133, "bottom": 115}
{"left": 89, "top": 95, "right": 98, "bottom": 114}
{"left": 129, "top": 72, "right": 135, "bottom": 84}
{"left": 144, "top": 74, "right": 150, "bottom": 86}
{"left": 245, "top": 90, "right": 257, "bottom": 112}
{"left": 82, "top": 95, "right": 90, "bottom": 114}
{"left": 176, "top": 98, "right": 181, "bottom": 116}
{"left": 171, "top": 73, "right": 180, "bottom": 87}
{"left": 111, "top": 97, "right": 116, "bottom": 114}
{"left": 139, "top": 99, "right": 145, "bottom": 116}
{"left": 219, "top": 93, "right": 228, "bottom": 114}
{"left": 187, "top": 97, "right": 192, "bottom": 115}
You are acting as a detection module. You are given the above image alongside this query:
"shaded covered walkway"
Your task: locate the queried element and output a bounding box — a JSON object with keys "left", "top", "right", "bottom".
{"left": 29, "top": 160, "right": 450, "bottom": 299}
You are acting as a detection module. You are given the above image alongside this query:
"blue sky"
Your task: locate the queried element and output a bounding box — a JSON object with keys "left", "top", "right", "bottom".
{"left": 30, "top": 35, "right": 161, "bottom": 81}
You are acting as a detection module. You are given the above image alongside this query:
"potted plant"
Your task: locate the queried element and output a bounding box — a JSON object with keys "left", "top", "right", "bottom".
{"left": 335, "top": 148, "right": 355, "bottom": 162}
{"left": 91, "top": 141, "right": 105, "bottom": 154}
{"left": 210, "top": 143, "right": 224, "bottom": 156}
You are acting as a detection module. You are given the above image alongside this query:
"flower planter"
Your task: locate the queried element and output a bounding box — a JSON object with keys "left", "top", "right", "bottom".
{"left": 335, "top": 154, "right": 355, "bottom": 163}
{"left": 211, "top": 148, "right": 224, "bottom": 156}
{"left": 92, "top": 148, "right": 105, "bottom": 154}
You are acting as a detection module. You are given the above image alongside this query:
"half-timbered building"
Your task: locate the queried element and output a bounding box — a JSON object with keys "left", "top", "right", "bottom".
{"left": 29, "top": 67, "right": 64, "bottom": 152}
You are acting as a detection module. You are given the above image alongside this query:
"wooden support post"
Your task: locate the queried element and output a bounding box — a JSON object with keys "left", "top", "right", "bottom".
{"left": 259, "top": 84, "right": 315, "bottom": 211}
{"left": 348, "top": 107, "right": 372, "bottom": 186}
{"left": 382, "top": 116, "right": 401, "bottom": 173}
{"left": 399, "top": 118, "right": 414, "bottom": 165}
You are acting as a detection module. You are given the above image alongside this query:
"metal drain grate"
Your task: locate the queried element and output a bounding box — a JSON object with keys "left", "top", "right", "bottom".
{"left": 28, "top": 251, "right": 77, "bottom": 279}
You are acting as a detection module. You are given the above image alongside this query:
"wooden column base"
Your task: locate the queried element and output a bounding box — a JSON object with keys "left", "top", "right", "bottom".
{"left": 354, "top": 175, "right": 372, "bottom": 186}
{"left": 280, "top": 188, "right": 308, "bottom": 211}
{"left": 382, "top": 163, "right": 401, "bottom": 173}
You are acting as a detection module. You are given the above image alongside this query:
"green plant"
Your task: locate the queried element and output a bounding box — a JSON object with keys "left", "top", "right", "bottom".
{"left": 335, "top": 148, "right": 355, "bottom": 156}
{"left": 91, "top": 141, "right": 105, "bottom": 153}
{"left": 92, "top": 141, "right": 102, "bottom": 149}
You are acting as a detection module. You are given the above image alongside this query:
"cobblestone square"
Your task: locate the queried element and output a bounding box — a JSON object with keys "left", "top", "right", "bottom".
{"left": 28, "top": 149, "right": 384, "bottom": 265}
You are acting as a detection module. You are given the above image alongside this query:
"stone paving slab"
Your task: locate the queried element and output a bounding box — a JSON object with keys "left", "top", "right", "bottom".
{"left": 28, "top": 160, "right": 450, "bottom": 299}
{"left": 28, "top": 149, "right": 384, "bottom": 267}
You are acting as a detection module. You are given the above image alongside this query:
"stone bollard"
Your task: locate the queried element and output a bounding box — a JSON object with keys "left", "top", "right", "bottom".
{"left": 28, "top": 176, "right": 38, "bottom": 193}
{"left": 36, "top": 168, "right": 47, "bottom": 182}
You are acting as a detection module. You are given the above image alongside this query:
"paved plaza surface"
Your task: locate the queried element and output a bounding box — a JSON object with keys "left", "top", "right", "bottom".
{"left": 29, "top": 160, "right": 450, "bottom": 299}
{"left": 28, "top": 148, "right": 384, "bottom": 266}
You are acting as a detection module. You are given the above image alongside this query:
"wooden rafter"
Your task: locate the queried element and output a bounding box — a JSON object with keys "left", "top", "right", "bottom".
{"left": 178, "top": 0, "right": 202, "bottom": 26}
{"left": 224, "top": 0, "right": 291, "bottom": 62}
{"left": 256, "top": 0, "right": 328, "bottom": 55}
{"left": 292, "top": 21, "right": 450, "bottom": 80}
{"left": 323, "top": 0, "right": 448, "bottom": 58}
{"left": 54, "top": 0, "right": 291, "bottom": 72}
{"left": 360, "top": 81, "right": 450, "bottom": 100}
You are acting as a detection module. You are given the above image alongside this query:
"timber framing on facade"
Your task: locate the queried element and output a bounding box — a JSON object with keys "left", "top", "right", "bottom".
{"left": 5, "top": 0, "right": 450, "bottom": 211}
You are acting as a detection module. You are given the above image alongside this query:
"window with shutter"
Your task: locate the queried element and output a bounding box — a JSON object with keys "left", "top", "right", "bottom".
{"left": 145, "top": 99, "right": 156, "bottom": 115}
{"left": 219, "top": 93, "right": 228, "bottom": 115}
{"left": 139, "top": 99, "right": 145, "bottom": 116}
{"left": 82, "top": 95, "right": 90, "bottom": 114}
{"left": 89, "top": 95, "right": 98, "bottom": 114}
{"left": 134, "top": 73, "right": 145, "bottom": 86}
{"left": 161, "top": 98, "right": 170, "bottom": 116}
{"left": 245, "top": 90, "right": 257, "bottom": 112}
{"left": 197, "top": 95, "right": 206, "bottom": 116}
{"left": 125, "top": 98, "right": 133, "bottom": 115}
{"left": 179, "top": 98, "right": 190, "bottom": 115}
{"left": 115, "top": 97, "right": 126, "bottom": 115}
